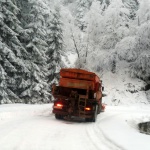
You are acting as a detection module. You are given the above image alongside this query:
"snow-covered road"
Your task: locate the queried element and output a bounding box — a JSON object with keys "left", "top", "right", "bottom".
{"left": 0, "top": 104, "right": 150, "bottom": 150}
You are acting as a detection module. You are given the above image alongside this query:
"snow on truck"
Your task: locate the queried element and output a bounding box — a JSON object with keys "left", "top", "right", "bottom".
{"left": 52, "top": 68, "right": 105, "bottom": 122}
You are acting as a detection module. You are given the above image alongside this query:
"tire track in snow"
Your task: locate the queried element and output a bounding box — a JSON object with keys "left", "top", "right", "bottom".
{"left": 85, "top": 113, "right": 126, "bottom": 150}
{"left": 86, "top": 124, "right": 123, "bottom": 150}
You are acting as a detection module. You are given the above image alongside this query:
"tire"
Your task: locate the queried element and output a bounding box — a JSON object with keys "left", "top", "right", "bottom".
{"left": 98, "top": 99, "right": 102, "bottom": 114}
{"left": 97, "top": 104, "right": 101, "bottom": 114}
{"left": 55, "top": 114, "right": 60, "bottom": 119}
{"left": 92, "top": 105, "right": 98, "bottom": 122}
{"left": 85, "top": 105, "right": 98, "bottom": 122}
{"left": 55, "top": 114, "right": 63, "bottom": 120}
{"left": 85, "top": 118, "right": 91, "bottom": 122}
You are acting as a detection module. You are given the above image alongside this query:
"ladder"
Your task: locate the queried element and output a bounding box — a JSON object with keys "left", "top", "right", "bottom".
{"left": 78, "top": 88, "right": 89, "bottom": 117}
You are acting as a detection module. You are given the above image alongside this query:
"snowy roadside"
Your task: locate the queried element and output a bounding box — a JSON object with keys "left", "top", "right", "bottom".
{"left": 0, "top": 104, "right": 52, "bottom": 121}
{"left": 98, "top": 106, "right": 150, "bottom": 150}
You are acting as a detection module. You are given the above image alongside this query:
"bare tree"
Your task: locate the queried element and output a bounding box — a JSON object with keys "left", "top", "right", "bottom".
{"left": 70, "top": 28, "right": 82, "bottom": 68}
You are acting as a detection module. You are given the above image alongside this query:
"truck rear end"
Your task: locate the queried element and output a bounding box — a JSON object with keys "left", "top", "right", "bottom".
{"left": 52, "top": 68, "right": 104, "bottom": 122}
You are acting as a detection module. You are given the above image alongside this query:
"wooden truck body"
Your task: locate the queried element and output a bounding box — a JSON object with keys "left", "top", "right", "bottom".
{"left": 52, "top": 68, "right": 104, "bottom": 122}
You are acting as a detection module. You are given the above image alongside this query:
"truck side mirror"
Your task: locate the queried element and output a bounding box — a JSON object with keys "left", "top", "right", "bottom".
{"left": 102, "top": 86, "right": 104, "bottom": 91}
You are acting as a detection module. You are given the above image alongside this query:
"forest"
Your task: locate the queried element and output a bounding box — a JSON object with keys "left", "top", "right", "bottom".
{"left": 0, "top": 0, "right": 150, "bottom": 104}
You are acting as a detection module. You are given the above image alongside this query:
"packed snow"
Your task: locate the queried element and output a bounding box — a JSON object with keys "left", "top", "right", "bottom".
{"left": 0, "top": 103, "right": 150, "bottom": 150}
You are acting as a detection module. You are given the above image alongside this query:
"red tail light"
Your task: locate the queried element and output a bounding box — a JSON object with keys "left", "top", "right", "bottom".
{"left": 56, "top": 104, "right": 63, "bottom": 107}
{"left": 85, "top": 107, "right": 91, "bottom": 111}
{"left": 54, "top": 103, "right": 63, "bottom": 109}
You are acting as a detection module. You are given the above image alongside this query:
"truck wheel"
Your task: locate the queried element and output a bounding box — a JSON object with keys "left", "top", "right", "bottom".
{"left": 55, "top": 114, "right": 60, "bottom": 119}
{"left": 97, "top": 104, "right": 101, "bottom": 114}
{"left": 92, "top": 105, "right": 98, "bottom": 122}
{"left": 55, "top": 114, "right": 63, "bottom": 120}
{"left": 98, "top": 99, "right": 102, "bottom": 114}
{"left": 85, "top": 118, "right": 91, "bottom": 122}
{"left": 85, "top": 105, "right": 98, "bottom": 122}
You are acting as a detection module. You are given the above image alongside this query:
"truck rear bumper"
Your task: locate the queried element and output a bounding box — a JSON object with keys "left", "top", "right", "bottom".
{"left": 52, "top": 109, "right": 68, "bottom": 116}
{"left": 53, "top": 109, "right": 93, "bottom": 118}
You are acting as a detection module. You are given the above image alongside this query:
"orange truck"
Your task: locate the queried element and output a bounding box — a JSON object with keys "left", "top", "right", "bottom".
{"left": 52, "top": 68, "right": 105, "bottom": 122}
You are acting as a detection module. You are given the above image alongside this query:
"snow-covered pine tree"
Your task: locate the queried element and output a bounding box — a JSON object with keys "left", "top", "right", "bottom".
{"left": 17, "top": 0, "right": 50, "bottom": 103}
{"left": 46, "top": 6, "right": 64, "bottom": 89}
{"left": 0, "top": 41, "right": 21, "bottom": 104}
{"left": 0, "top": 62, "right": 9, "bottom": 104}
{"left": 0, "top": 0, "right": 30, "bottom": 103}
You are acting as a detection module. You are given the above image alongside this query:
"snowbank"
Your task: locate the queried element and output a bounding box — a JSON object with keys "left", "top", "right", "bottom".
{"left": 0, "top": 104, "right": 52, "bottom": 121}
{"left": 99, "top": 106, "right": 150, "bottom": 150}
{"left": 101, "top": 71, "right": 149, "bottom": 106}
